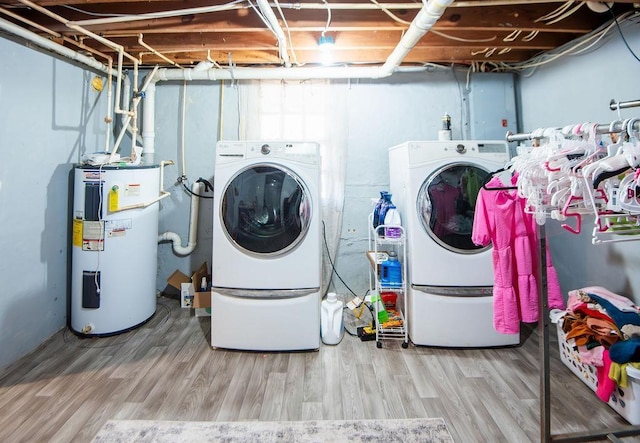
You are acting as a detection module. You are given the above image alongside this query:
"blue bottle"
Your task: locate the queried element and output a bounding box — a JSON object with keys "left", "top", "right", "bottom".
{"left": 377, "top": 193, "right": 393, "bottom": 229}
{"left": 373, "top": 191, "right": 389, "bottom": 229}
{"left": 381, "top": 252, "right": 402, "bottom": 287}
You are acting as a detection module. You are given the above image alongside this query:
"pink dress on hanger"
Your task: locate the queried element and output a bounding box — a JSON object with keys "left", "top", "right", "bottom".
{"left": 472, "top": 175, "right": 565, "bottom": 334}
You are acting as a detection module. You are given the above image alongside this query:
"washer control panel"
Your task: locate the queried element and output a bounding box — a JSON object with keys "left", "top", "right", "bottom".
{"left": 216, "top": 141, "right": 319, "bottom": 165}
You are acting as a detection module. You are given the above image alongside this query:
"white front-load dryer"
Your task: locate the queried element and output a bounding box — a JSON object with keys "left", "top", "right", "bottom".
{"left": 211, "top": 141, "right": 321, "bottom": 351}
{"left": 389, "top": 140, "right": 520, "bottom": 347}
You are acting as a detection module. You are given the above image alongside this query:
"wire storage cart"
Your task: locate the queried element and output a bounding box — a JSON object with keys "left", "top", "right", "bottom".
{"left": 367, "top": 213, "right": 409, "bottom": 349}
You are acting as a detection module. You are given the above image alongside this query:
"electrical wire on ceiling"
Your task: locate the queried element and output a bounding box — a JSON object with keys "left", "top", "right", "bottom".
{"left": 488, "top": 10, "right": 640, "bottom": 75}
{"left": 534, "top": 1, "right": 576, "bottom": 23}
{"left": 207, "top": 50, "right": 224, "bottom": 70}
{"left": 608, "top": 4, "right": 640, "bottom": 63}
{"left": 63, "top": 0, "right": 244, "bottom": 25}
{"left": 369, "top": 0, "right": 497, "bottom": 43}
{"left": 321, "top": 0, "right": 332, "bottom": 37}
{"left": 544, "top": 2, "right": 584, "bottom": 25}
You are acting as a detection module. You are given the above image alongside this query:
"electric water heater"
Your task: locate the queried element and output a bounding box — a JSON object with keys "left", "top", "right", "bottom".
{"left": 70, "top": 164, "right": 160, "bottom": 336}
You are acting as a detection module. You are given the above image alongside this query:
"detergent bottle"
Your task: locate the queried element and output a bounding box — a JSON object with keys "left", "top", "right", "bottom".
{"left": 381, "top": 251, "right": 402, "bottom": 287}
{"left": 377, "top": 193, "right": 393, "bottom": 233}
{"left": 373, "top": 191, "right": 389, "bottom": 229}
{"left": 383, "top": 205, "right": 402, "bottom": 238}
{"left": 321, "top": 292, "right": 344, "bottom": 345}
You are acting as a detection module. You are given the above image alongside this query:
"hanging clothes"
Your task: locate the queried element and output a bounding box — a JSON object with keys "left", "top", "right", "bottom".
{"left": 428, "top": 181, "right": 460, "bottom": 238}
{"left": 472, "top": 175, "right": 565, "bottom": 334}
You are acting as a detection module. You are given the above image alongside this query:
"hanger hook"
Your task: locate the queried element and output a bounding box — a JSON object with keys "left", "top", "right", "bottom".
{"left": 626, "top": 118, "right": 639, "bottom": 142}
{"left": 609, "top": 119, "right": 621, "bottom": 134}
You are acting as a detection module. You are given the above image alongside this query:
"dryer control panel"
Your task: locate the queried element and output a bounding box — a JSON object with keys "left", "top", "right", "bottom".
{"left": 402, "top": 140, "right": 509, "bottom": 165}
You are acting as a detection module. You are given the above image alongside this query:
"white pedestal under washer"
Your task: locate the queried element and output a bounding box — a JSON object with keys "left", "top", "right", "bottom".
{"left": 211, "top": 141, "right": 321, "bottom": 351}
{"left": 389, "top": 140, "right": 520, "bottom": 347}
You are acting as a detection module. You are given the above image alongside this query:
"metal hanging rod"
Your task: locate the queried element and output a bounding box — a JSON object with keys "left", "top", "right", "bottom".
{"left": 610, "top": 98, "right": 640, "bottom": 111}
{"left": 506, "top": 118, "right": 640, "bottom": 143}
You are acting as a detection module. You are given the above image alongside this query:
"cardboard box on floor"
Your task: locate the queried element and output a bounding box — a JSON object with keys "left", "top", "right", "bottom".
{"left": 166, "top": 262, "right": 211, "bottom": 316}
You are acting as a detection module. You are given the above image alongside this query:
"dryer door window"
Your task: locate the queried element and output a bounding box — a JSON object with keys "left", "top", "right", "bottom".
{"left": 417, "top": 162, "right": 491, "bottom": 253}
{"left": 221, "top": 163, "right": 312, "bottom": 256}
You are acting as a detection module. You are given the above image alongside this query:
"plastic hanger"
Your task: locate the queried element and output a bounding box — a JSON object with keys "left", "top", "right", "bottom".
{"left": 481, "top": 167, "right": 517, "bottom": 191}
{"left": 560, "top": 195, "right": 584, "bottom": 234}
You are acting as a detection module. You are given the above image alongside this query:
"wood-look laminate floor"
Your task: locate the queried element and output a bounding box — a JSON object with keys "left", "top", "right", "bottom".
{"left": 0, "top": 296, "right": 638, "bottom": 443}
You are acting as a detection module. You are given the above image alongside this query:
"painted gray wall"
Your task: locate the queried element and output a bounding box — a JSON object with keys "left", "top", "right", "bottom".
{"left": 0, "top": 37, "right": 108, "bottom": 370}
{"left": 518, "top": 25, "right": 640, "bottom": 300}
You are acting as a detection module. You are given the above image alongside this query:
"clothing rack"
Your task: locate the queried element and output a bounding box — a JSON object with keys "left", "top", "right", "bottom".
{"left": 505, "top": 109, "right": 640, "bottom": 442}
{"left": 610, "top": 98, "right": 640, "bottom": 111}
{"left": 505, "top": 119, "right": 640, "bottom": 143}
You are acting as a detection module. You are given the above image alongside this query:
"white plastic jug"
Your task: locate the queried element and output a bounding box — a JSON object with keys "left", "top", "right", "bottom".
{"left": 321, "top": 292, "right": 344, "bottom": 345}
{"left": 383, "top": 205, "right": 402, "bottom": 238}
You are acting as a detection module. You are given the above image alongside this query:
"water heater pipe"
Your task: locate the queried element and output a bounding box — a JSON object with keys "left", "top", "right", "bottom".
{"left": 158, "top": 181, "right": 204, "bottom": 256}
{"left": 110, "top": 160, "right": 174, "bottom": 212}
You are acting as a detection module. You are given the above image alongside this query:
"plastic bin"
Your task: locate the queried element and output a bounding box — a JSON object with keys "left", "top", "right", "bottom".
{"left": 555, "top": 317, "right": 640, "bottom": 425}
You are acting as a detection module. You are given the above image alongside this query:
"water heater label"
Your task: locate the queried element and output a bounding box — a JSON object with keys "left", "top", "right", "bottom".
{"left": 82, "top": 221, "right": 104, "bottom": 251}
{"left": 84, "top": 171, "right": 103, "bottom": 181}
{"left": 126, "top": 184, "right": 141, "bottom": 197}
{"left": 105, "top": 219, "right": 132, "bottom": 232}
{"left": 72, "top": 219, "right": 83, "bottom": 247}
{"left": 108, "top": 229, "right": 126, "bottom": 238}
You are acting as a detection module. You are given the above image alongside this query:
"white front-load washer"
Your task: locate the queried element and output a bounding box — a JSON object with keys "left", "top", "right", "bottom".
{"left": 211, "top": 141, "right": 321, "bottom": 351}
{"left": 389, "top": 140, "right": 520, "bottom": 347}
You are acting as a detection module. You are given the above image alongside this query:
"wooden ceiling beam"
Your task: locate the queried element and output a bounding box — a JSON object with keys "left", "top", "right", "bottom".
{"left": 3, "top": 0, "right": 632, "bottom": 68}
{"left": 15, "top": 4, "right": 607, "bottom": 34}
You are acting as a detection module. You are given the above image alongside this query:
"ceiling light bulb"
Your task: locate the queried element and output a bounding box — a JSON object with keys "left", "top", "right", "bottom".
{"left": 318, "top": 35, "right": 335, "bottom": 65}
{"left": 318, "top": 35, "right": 335, "bottom": 47}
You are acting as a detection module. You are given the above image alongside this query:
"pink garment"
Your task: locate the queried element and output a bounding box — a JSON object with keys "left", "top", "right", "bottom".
{"left": 472, "top": 176, "right": 565, "bottom": 334}
{"left": 596, "top": 349, "right": 616, "bottom": 402}
{"left": 521, "top": 195, "right": 565, "bottom": 313}
{"left": 513, "top": 189, "right": 538, "bottom": 323}
{"left": 577, "top": 344, "right": 604, "bottom": 367}
{"left": 473, "top": 176, "right": 519, "bottom": 334}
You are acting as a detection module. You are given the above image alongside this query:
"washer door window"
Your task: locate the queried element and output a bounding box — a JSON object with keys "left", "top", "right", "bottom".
{"left": 417, "top": 162, "right": 490, "bottom": 253}
{"left": 221, "top": 164, "right": 312, "bottom": 256}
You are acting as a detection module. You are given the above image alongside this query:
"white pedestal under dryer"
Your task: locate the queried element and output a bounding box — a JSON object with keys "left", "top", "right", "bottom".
{"left": 211, "top": 141, "right": 321, "bottom": 351}
{"left": 389, "top": 140, "right": 520, "bottom": 347}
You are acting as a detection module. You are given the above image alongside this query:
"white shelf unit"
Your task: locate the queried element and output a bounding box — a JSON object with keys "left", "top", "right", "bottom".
{"left": 367, "top": 213, "right": 409, "bottom": 349}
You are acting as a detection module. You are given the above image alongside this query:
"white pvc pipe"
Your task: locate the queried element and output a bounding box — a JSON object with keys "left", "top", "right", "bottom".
{"left": 256, "top": 0, "right": 291, "bottom": 67}
{"left": 382, "top": 0, "right": 454, "bottom": 73}
{"left": 142, "top": 81, "right": 157, "bottom": 163}
{"left": 152, "top": 0, "right": 452, "bottom": 82}
{"left": 158, "top": 182, "right": 204, "bottom": 256}
{"left": 110, "top": 65, "right": 159, "bottom": 163}
{"left": 0, "top": 16, "right": 113, "bottom": 76}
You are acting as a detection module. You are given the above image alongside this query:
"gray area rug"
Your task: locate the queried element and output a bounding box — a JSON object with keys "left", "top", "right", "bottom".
{"left": 92, "top": 418, "right": 454, "bottom": 442}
